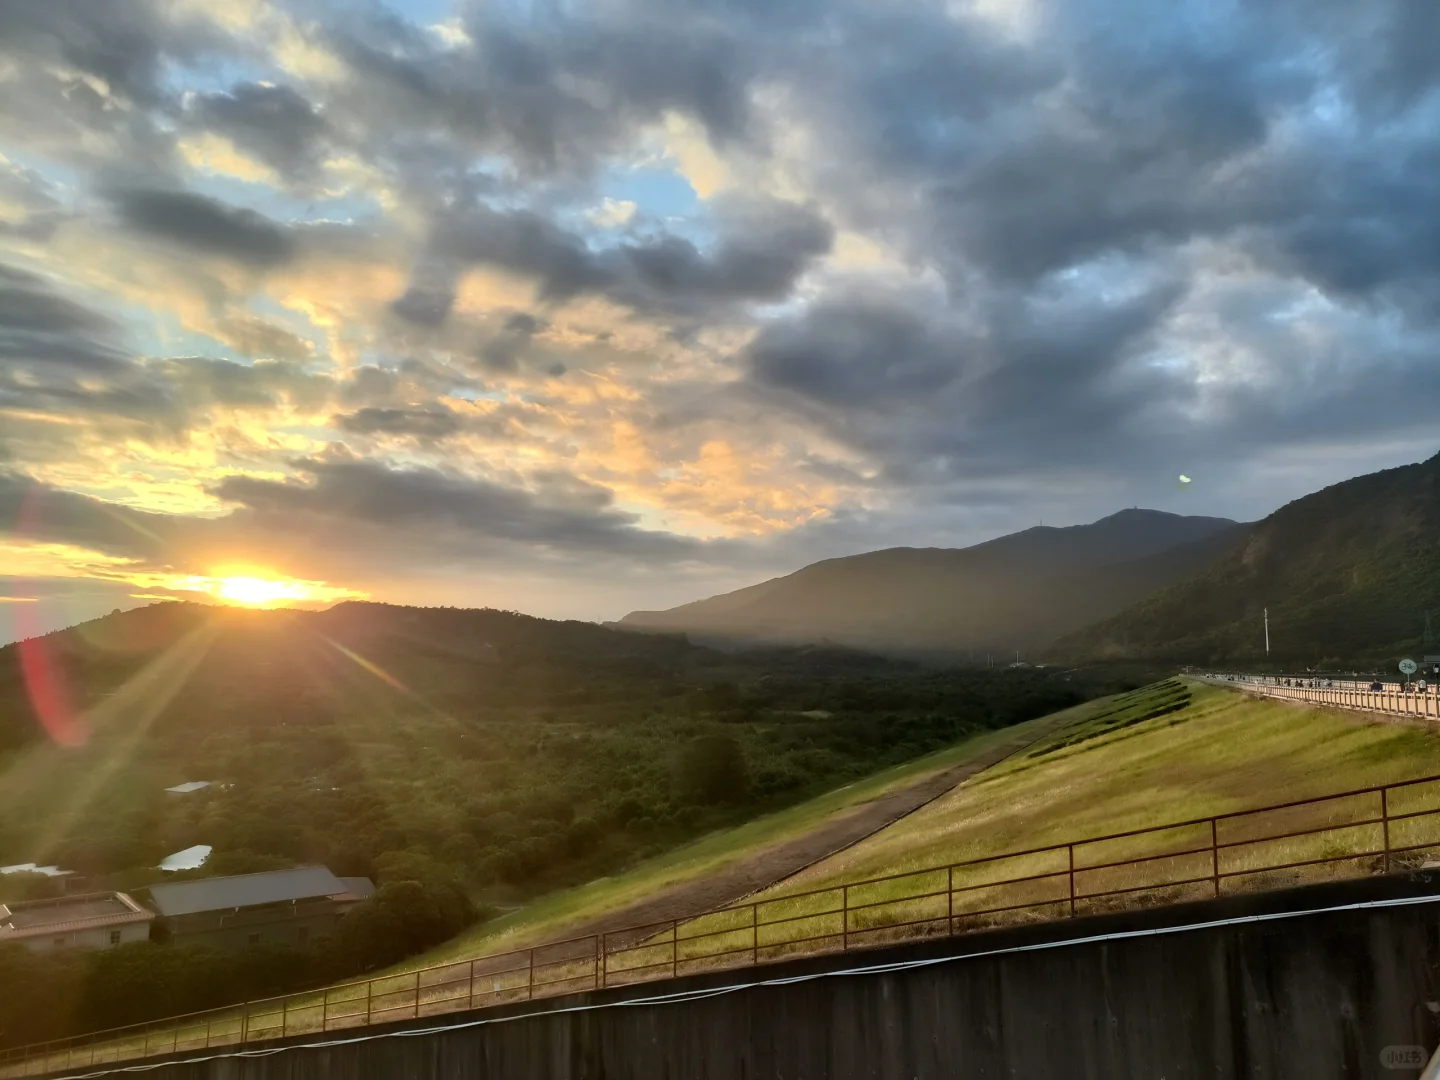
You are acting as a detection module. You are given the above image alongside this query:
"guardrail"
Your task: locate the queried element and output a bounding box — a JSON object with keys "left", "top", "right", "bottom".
{"left": 10, "top": 757, "right": 1440, "bottom": 1078}
{"left": 1198, "top": 675, "right": 1440, "bottom": 720}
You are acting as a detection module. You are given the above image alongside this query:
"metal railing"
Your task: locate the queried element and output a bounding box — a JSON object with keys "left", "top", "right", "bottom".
{"left": 1198, "top": 674, "right": 1440, "bottom": 720}
{"left": 10, "top": 764, "right": 1440, "bottom": 1078}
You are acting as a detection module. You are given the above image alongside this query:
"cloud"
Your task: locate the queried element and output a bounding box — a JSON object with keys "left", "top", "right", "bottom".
{"left": 208, "top": 455, "right": 709, "bottom": 562}
{"left": 0, "top": 265, "right": 142, "bottom": 437}
{"left": 748, "top": 292, "right": 968, "bottom": 409}
{"left": 332, "top": 406, "right": 463, "bottom": 439}
{"left": 213, "top": 315, "right": 313, "bottom": 360}
{"left": 587, "top": 198, "right": 637, "bottom": 228}
{"left": 395, "top": 196, "right": 832, "bottom": 326}
{"left": 5, "top": 0, "right": 1440, "bottom": 627}
{"left": 185, "top": 81, "right": 331, "bottom": 182}
{"left": 109, "top": 188, "right": 296, "bottom": 267}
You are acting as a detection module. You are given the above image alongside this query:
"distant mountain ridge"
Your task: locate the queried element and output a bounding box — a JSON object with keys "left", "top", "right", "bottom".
{"left": 1055, "top": 451, "right": 1440, "bottom": 664}
{"left": 619, "top": 509, "right": 1248, "bottom": 656}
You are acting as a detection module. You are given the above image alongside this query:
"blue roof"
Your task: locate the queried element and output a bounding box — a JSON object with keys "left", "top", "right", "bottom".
{"left": 147, "top": 866, "right": 350, "bottom": 917}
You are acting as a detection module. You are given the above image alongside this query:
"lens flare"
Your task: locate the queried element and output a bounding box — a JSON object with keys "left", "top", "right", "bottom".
{"left": 327, "top": 639, "right": 410, "bottom": 692}
{"left": 15, "top": 483, "right": 88, "bottom": 747}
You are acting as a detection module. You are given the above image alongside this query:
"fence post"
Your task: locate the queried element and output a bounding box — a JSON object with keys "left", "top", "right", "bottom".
{"left": 527, "top": 948, "right": 535, "bottom": 1000}
{"left": 205, "top": 1017, "right": 212, "bottom": 1049}
{"left": 365, "top": 978, "right": 374, "bottom": 1025}
{"left": 171, "top": 1021, "right": 178, "bottom": 1055}
{"left": 468, "top": 959, "right": 476, "bottom": 1009}
{"left": 240, "top": 1000, "right": 249, "bottom": 1046}
{"left": 282, "top": 995, "right": 289, "bottom": 1038}
{"left": 751, "top": 904, "right": 758, "bottom": 966}
{"left": 1211, "top": 818, "right": 1220, "bottom": 897}
{"left": 947, "top": 865, "right": 954, "bottom": 933}
{"left": 600, "top": 932, "right": 608, "bottom": 989}
{"left": 671, "top": 921, "right": 678, "bottom": 979}
{"left": 412, "top": 970, "right": 420, "bottom": 1019}
{"left": 1068, "top": 844, "right": 1076, "bottom": 917}
{"left": 1382, "top": 786, "right": 1391, "bottom": 874}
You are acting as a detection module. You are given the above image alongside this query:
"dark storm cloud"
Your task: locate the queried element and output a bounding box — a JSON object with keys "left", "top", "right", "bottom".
{"left": 5, "top": 0, "right": 1440, "bottom": 586}
{"left": 0, "top": 0, "right": 234, "bottom": 183}
{"left": 744, "top": 271, "right": 1190, "bottom": 486}
{"left": 110, "top": 188, "right": 296, "bottom": 267}
{"left": 319, "top": 5, "right": 754, "bottom": 176}
{"left": 395, "top": 198, "right": 832, "bottom": 326}
{"left": 615, "top": 200, "right": 834, "bottom": 309}
{"left": 209, "top": 457, "right": 710, "bottom": 561}
{"left": 437, "top": 205, "right": 610, "bottom": 303}
{"left": 186, "top": 82, "right": 331, "bottom": 182}
{"left": 332, "top": 407, "right": 464, "bottom": 440}
{"left": 0, "top": 264, "right": 128, "bottom": 374}
{"left": 0, "top": 0, "right": 179, "bottom": 107}
{"left": 0, "top": 470, "right": 173, "bottom": 561}
{"left": 748, "top": 296, "right": 967, "bottom": 409}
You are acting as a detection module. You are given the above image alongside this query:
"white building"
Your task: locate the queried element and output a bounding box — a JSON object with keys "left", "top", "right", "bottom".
{"left": 0, "top": 892, "right": 154, "bottom": 953}
{"left": 164, "top": 781, "right": 212, "bottom": 795}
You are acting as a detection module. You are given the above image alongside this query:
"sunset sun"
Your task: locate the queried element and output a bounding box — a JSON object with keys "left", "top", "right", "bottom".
{"left": 215, "top": 576, "right": 311, "bottom": 606}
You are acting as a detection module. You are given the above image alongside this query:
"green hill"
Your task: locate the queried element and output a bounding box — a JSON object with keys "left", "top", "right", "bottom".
{"left": 1056, "top": 450, "right": 1440, "bottom": 665}
{"left": 712, "top": 680, "right": 1440, "bottom": 949}
{"left": 618, "top": 509, "right": 1244, "bottom": 656}
{"left": 0, "top": 601, "right": 1099, "bottom": 892}
{"left": 0, "top": 600, "right": 1127, "bottom": 1047}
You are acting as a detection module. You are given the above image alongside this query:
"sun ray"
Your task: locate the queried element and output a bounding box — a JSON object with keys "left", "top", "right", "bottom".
{"left": 8, "top": 618, "right": 223, "bottom": 863}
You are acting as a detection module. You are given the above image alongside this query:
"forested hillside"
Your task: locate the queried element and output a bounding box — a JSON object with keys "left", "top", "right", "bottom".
{"left": 618, "top": 509, "right": 1244, "bottom": 655}
{"left": 0, "top": 602, "right": 1111, "bottom": 901}
{"left": 1056, "top": 451, "right": 1440, "bottom": 665}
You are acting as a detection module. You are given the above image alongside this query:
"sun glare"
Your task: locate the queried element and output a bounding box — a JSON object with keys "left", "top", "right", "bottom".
{"left": 216, "top": 577, "right": 312, "bottom": 606}
{"left": 143, "top": 571, "right": 369, "bottom": 608}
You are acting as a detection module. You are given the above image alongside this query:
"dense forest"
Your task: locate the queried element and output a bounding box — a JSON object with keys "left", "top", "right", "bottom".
{"left": 0, "top": 602, "right": 1149, "bottom": 1045}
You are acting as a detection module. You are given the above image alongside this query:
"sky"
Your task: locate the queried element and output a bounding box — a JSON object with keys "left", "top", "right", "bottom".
{"left": 2, "top": 0, "right": 1439, "bottom": 641}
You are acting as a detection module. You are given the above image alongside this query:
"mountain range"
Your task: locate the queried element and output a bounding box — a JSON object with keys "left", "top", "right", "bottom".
{"left": 620, "top": 449, "right": 1440, "bottom": 664}
{"left": 1057, "top": 451, "right": 1440, "bottom": 664}
{"left": 618, "top": 509, "right": 1249, "bottom": 656}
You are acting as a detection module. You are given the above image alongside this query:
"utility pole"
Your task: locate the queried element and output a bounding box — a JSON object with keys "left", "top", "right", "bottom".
{"left": 1264, "top": 607, "right": 1270, "bottom": 656}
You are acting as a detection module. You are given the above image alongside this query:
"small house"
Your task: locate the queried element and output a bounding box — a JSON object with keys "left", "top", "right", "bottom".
{"left": 146, "top": 867, "right": 374, "bottom": 950}
{"left": 0, "top": 892, "right": 153, "bottom": 952}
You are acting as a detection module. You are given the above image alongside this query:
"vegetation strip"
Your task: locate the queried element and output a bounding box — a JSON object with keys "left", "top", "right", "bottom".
{"left": 15, "top": 682, "right": 1440, "bottom": 1075}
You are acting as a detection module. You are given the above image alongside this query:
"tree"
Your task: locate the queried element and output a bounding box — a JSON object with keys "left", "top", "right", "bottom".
{"left": 673, "top": 734, "right": 750, "bottom": 805}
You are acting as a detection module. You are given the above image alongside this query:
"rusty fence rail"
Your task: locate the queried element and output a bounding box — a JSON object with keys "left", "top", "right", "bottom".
{"left": 1199, "top": 674, "right": 1440, "bottom": 720}
{"left": 10, "top": 767, "right": 1440, "bottom": 1075}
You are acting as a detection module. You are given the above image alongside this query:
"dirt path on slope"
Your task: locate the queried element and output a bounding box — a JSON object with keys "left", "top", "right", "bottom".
{"left": 556, "top": 710, "right": 1077, "bottom": 939}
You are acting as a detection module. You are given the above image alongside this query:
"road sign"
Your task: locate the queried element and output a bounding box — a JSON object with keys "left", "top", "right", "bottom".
{"left": 1400, "top": 658, "right": 1418, "bottom": 675}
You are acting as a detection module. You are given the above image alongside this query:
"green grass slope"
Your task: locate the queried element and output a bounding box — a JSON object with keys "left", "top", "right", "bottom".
{"left": 379, "top": 709, "right": 1079, "bottom": 972}
{"left": 744, "top": 679, "right": 1440, "bottom": 925}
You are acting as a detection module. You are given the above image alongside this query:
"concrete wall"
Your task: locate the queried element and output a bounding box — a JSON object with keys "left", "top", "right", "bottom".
{"left": 74, "top": 875, "right": 1440, "bottom": 1080}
